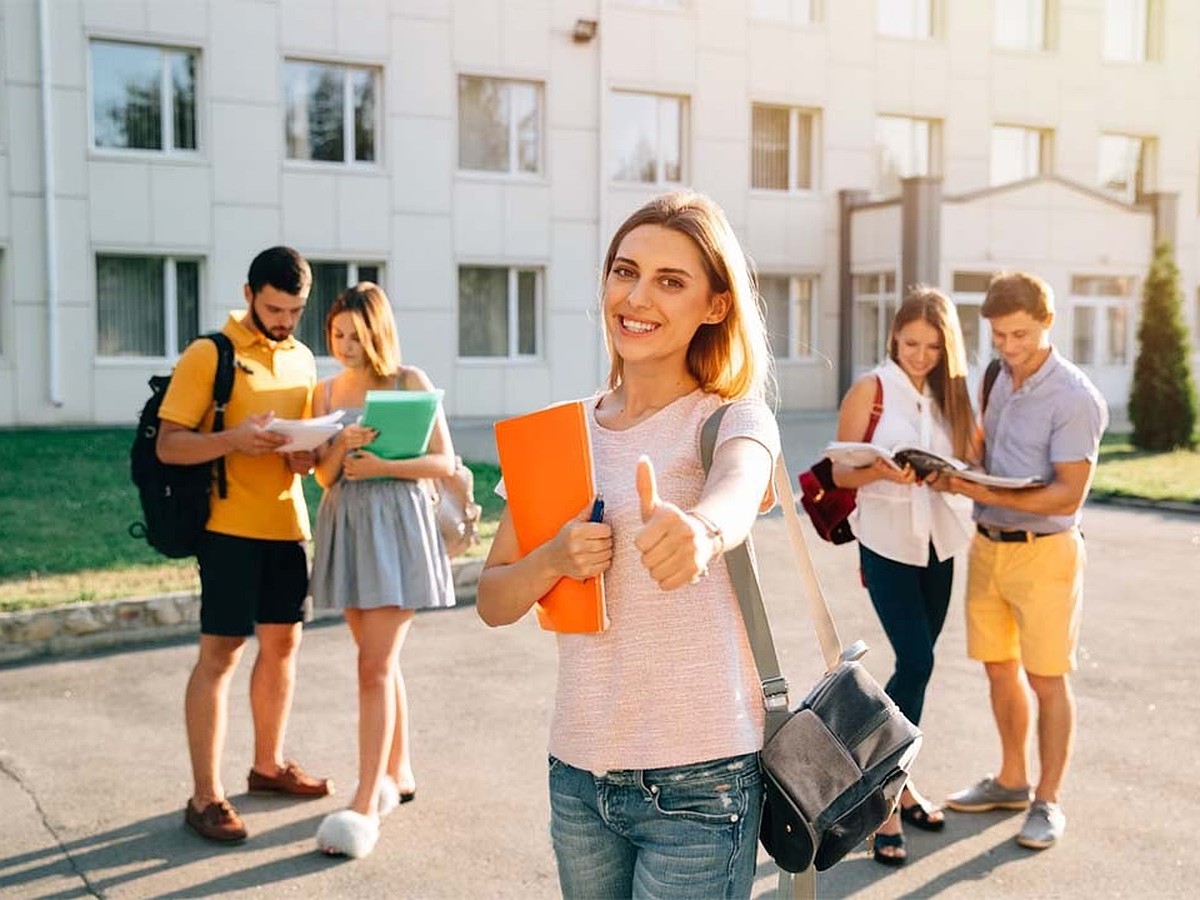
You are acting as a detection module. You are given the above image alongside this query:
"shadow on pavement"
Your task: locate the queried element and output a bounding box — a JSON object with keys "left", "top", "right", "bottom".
{"left": 752, "top": 807, "right": 1033, "bottom": 897}
{"left": 0, "top": 804, "right": 331, "bottom": 897}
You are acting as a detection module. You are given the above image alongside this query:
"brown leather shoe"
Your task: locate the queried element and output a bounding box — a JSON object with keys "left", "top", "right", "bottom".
{"left": 184, "top": 798, "right": 248, "bottom": 843}
{"left": 247, "top": 760, "right": 332, "bottom": 797}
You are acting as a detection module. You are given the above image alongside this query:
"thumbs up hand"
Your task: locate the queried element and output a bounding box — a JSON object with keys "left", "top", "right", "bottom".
{"left": 633, "top": 455, "right": 711, "bottom": 591}
{"left": 547, "top": 499, "right": 613, "bottom": 582}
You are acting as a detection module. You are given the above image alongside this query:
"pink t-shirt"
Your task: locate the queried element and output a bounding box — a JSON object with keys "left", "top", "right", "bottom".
{"left": 547, "top": 389, "right": 781, "bottom": 773}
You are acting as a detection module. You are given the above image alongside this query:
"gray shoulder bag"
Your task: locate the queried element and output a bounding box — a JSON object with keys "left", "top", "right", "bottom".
{"left": 701, "top": 407, "right": 922, "bottom": 873}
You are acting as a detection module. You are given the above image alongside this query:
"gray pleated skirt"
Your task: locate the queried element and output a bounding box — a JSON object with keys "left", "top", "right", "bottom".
{"left": 311, "top": 477, "right": 456, "bottom": 611}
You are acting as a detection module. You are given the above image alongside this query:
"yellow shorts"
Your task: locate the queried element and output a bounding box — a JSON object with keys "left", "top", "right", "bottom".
{"left": 965, "top": 529, "right": 1085, "bottom": 676}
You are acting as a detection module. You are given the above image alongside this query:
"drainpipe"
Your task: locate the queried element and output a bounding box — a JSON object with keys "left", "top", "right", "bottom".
{"left": 594, "top": 0, "right": 608, "bottom": 388}
{"left": 37, "top": 0, "right": 62, "bottom": 407}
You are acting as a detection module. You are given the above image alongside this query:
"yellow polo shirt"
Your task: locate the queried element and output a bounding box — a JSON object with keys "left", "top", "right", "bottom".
{"left": 158, "top": 311, "right": 316, "bottom": 541}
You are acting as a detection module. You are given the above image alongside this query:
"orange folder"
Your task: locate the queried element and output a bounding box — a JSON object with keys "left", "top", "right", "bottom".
{"left": 493, "top": 401, "right": 608, "bottom": 633}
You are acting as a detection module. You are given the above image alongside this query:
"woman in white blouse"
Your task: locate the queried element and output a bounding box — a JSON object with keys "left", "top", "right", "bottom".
{"left": 832, "top": 287, "right": 975, "bottom": 866}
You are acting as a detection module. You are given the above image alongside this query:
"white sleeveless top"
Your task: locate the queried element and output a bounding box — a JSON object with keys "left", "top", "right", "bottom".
{"left": 849, "top": 359, "right": 973, "bottom": 566}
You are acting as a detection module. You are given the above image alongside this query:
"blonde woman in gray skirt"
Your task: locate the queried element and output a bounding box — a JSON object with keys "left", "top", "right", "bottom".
{"left": 309, "top": 283, "right": 457, "bottom": 858}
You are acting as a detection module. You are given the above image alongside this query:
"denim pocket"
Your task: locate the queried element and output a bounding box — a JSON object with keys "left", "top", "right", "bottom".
{"left": 648, "top": 762, "right": 757, "bottom": 824}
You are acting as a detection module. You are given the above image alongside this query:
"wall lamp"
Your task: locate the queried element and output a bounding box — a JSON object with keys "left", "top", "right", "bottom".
{"left": 572, "top": 18, "right": 597, "bottom": 43}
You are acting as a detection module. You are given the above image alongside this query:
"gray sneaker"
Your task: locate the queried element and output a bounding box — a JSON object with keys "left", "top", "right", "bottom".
{"left": 1016, "top": 801, "right": 1066, "bottom": 849}
{"left": 945, "top": 776, "right": 1033, "bottom": 812}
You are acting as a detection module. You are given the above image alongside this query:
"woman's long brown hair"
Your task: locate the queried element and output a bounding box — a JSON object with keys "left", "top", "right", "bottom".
{"left": 889, "top": 286, "right": 974, "bottom": 459}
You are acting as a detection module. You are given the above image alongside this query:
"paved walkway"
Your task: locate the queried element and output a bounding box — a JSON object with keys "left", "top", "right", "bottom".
{"left": 1, "top": 501, "right": 1197, "bottom": 898}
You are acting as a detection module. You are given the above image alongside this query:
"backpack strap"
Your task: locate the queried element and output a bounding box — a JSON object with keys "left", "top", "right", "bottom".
{"left": 205, "top": 332, "right": 236, "bottom": 499}
{"left": 981, "top": 357, "right": 1002, "bottom": 415}
{"left": 863, "top": 375, "right": 883, "bottom": 442}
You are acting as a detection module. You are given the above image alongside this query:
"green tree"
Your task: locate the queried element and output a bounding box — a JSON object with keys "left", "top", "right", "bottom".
{"left": 1129, "top": 241, "right": 1198, "bottom": 451}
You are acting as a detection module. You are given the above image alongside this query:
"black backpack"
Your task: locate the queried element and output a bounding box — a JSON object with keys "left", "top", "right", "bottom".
{"left": 128, "top": 333, "right": 236, "bottom": 558}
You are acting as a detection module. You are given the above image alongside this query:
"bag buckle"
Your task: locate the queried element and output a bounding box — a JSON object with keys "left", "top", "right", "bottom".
{"left": 761, "top": 676, "right": 790, "bottom": 710}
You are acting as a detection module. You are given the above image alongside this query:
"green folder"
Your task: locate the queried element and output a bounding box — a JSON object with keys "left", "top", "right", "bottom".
{"left": 360, "top": 390, "right": 443, "bottom": 459}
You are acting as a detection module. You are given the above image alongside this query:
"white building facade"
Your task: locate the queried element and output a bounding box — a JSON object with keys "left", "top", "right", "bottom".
{"left": 0, "top": 0, "right": 1197, "bottom": 426}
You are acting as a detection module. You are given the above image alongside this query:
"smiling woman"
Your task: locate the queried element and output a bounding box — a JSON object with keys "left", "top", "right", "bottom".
{"left": 476, "top": 190, "right": 781, "bottom": 899}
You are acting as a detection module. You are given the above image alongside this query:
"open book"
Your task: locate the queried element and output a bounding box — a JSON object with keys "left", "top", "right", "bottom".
{"left": 263, "top": 411, "right": 344, "bottom": 452}
{"left": 822, "top": 441, "right": 1044, "bottom": 489}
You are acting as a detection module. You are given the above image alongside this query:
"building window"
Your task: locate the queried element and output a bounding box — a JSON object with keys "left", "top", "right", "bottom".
{"left": 877, "top": 0, "right": 935, "bottom": 39}
{"left": 458, "top": 266, "right": 541, "bottom": 359}
{"left": 298, "top": 262, "right": 383, "bottom": 354}
{"left": 284, "top": 60, "right": 379, "bottom": 163}
{"left": 874, "top": 115, "right": 939, "bottom": 195}
{"left": 611, "top": 92, "right": 686, "bottom": 185}
{"left": 96, "top": 255, "right": 200, "bottom": 357}
{"left": 751, "top": 105, "right": 817, "bottom": 191}
{"left": 762, "top": 275, "right": 817, "bottom": 359}
{"left": 90, "top": 40, "right": 198, "bottom": 152}
{"left": 1098, "top": 133, "right": 1154, "bottom": 202}
{"left": 994, "top": 0, "right": 1049, "bottom": 51}
{"left": 990, "top": 125, "right": 1052, "bottom": 185}
{"left": 1070, "top": 275, "right": 1135, "bottom": 365}
{"left": 751, "top": 0, "right": 818, "bottom": 24}
{"left": 458, "top": 76, "right": 542, "bottom": 175}
{"left": 951, "top": 271, "right": 999, "bottom": 369}
{"left": 1103, "top": 0, "right": 1160, "bottom": 63}
{"left": 853, "top": 272, "right": 897, "bottom": 368}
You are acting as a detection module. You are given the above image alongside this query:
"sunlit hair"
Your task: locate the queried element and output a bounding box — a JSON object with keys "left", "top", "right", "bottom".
{"left": 981, "top": 271, "right": 1055, "bottom": 322}
{"left": 600, "top": 190, "right": 773, "bottom": 402}
{"left": 325, "top": 282, "right": 401, "bottom": 378}
{"left": 889, "top": 286, "right": 974, "bottom": 459}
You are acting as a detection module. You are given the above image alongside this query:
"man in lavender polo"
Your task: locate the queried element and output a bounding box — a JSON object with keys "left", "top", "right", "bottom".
{"left": 937, "top": 271, "right": 1108, "bottom": 850}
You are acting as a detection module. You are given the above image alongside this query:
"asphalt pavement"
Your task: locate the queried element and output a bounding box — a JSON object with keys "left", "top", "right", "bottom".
{"left": 1, "top": 492, "right": 1198, "bottom": 898}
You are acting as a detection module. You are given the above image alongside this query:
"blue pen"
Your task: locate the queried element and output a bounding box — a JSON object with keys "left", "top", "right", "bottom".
{"left": 589, "top": 494, "right": 605, "bottom": 522}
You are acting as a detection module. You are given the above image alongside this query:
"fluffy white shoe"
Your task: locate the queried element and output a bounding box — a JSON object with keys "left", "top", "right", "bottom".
{"left": 352, "top": 777, "right": 402, "bottom": 819}
{"left": 377, "top": 776, "right": 401, "bottom": 819}
{"left": 316, "top": 809, "right": 379, "bottom": 858}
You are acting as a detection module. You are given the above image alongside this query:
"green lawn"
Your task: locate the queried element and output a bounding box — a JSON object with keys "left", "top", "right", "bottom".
{"left": 0, "top": 427, "right": 501, "bottom": 611}
{"left": 1090, "top": 431, "right": 1200, "bottom": 504}
{"left": 1, "top": 426, "right": 1197, "bottom": 612}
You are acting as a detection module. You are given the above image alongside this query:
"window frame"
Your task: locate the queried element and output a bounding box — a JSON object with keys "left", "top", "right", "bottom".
{"left": 1102, "top": 0, "right": 1162, "bottom": 63}
{"left": 457, "top": 265, "right": 544, "bottom": 362}
{"left": 750, "top": 0, "right": 820, "bottom": 26}
{"left": 609, "top": 90, "right": 689, "bottom": 187}
{"left": 94, "top": 253, "right": 204, "bottom": 362}
{"left": 993, "top": 0, "right": 1053, "bottom": 52}
{"left": 750, "top": 104, "right": 820, "bottom": 193}
{"left": 282, "top": 57, "right": 383, "bottom": 168}
{"left": 852, "top": 271, "right": 899, "bottom": 369}
{"left": 87, "top": 37, "right": 203, "bottom": 157}
{"left": 300, "top": 260, "right": 386, "bottom": 358}
{"left": 456, "top": 74, "right": 545, "bottom": 179}
{"left": 761, "top": 273, "right": 819, "bottom": 361}
{"left": 989, "top": 123, "right": 1053, "bottom": 185}
{"left": 874, "top": 114, "right": 941, "bottom": 196}
{"left": 1069, "top": 275, "right": 1136, "bottom": 367}
{"left": 1097, "top": 132, "right": 1155, "bottom": 202}
{"left": 950, "top": 270, "right": 999, "bottom": 374}
{"left": 876, "top": 0, "right": 939, "bottom": 40}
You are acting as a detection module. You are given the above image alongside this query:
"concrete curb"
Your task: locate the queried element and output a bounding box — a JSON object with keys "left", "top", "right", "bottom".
{"left": 3, "top": 491, "right": 1197, "bottom": 667}
{"left": 0, "top": 557, "right": 484, "bottom": 666}
{"left": 1088, "top": 493, "right": 1200, "bottom": 516}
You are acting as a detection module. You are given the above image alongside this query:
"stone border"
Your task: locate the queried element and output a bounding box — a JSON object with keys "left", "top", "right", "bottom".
{"left": 0, "top": 558, "right": 484, "bottom": 666}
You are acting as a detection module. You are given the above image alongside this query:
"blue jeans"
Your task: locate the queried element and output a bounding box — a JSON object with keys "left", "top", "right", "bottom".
{"left": 548, "top": 752, "right": 763, "bottom": 900}
{"left": 859, "top": 543, "right": 954, "bottom": 725}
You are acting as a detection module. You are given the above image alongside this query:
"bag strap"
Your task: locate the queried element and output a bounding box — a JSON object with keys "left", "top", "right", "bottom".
{"left": 981, "top": 357, "right": 1002, "bottom": 414}
{"left": 862, "top": 374, "right": 883, "bottom": 442}
{"left": 701, "top": 407, "right": 851, "bottom": 739}
{"left": 206, "top": 332, "right": 236, "bottom": 499}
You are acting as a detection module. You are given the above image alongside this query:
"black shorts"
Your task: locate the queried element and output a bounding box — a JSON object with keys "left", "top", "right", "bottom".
{"left": 197, "top": 531, "right": 310, "bottom": 637}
